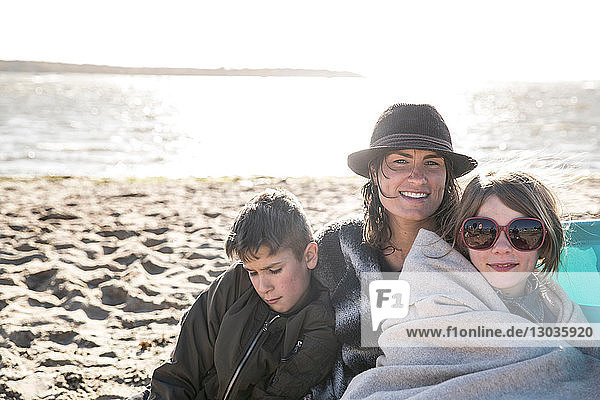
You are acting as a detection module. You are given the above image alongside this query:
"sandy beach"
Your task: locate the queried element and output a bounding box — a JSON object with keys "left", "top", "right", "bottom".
{"left": 1, "top": 175, "right": 598, "bottom": 400}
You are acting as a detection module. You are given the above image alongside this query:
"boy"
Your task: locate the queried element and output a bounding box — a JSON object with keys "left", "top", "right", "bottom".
{"left": 131, "top": 188, "right": 337, "bottom": 399}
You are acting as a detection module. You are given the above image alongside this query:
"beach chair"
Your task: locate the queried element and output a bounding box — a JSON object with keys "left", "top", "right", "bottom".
{"left": 554, "top": 220, "right": 600, "bottom": 323}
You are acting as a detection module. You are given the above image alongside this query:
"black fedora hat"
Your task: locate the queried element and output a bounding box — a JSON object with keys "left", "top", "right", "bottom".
{"left": 347, "top": 103, "right": 477, "bottom": 178}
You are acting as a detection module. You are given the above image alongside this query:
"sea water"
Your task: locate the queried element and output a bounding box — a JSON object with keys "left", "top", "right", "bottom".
{"left": 1, "top": 72, "right": 599, "bottom": 178}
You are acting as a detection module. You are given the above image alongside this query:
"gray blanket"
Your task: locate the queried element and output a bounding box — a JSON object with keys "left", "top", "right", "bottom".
{"left": 342, "top": 229, "right": 600, "bottom": 399}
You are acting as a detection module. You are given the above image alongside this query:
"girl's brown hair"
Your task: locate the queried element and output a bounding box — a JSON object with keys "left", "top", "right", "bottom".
{"left": 452, "top": 171, "right": 563, "bottom": 273}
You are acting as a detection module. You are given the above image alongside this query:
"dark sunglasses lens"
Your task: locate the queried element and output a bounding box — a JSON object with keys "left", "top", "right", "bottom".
{"left": 508, "top": 219, "right": 544, "bottom": 250}
{"left": 463, "top": 219, "right": 497, "bottom": 249}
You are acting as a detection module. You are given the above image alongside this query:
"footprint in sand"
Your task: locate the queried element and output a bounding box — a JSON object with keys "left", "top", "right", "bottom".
{"left": 1, "top": 253, "right": 47, "bottom": 265}
{"left": 9, "top": 225, "right": 30, "bottom": 232}
{"left": 188, "top": 274, "right": 210, "bottom": 285}
{"left": 14, "top": 243, "right": 38, "bottom": 252}
{"left": 9, "top": 329, "right": 38, "bottom": 348}
{"left": 75, "top": 337, "right": 100, "bottom": 348}
{"left": 48, "top": 330, "right": 77, "bottom": 345}
{"left": 186, "top": 252, "right": 203, "bottom": 260}
{"left": 138, "top": 284, "right": 160, "bottom": 297}
{"left": 142, "top": 238, "right": 167, "bottom": 248}
{"left": 102, "top": 246, "right": 117, "bottom": 255}
{"left": 38, "top": 213, "right": 79, "bottom": 221}
{"left": 84, "top": 249, "right": 97, "bottom": 260}
{"left": 143, "top": 227, "right": 169, "bottom": 235}
{"left": 63, "top": 297, "right": 110, "bottom": 320}
{"left": 123, "top": 296, "right": 169, "bottom": 313}
{"left": 0, "top": 273, "right": 16, "bottom": 285}
{"left": 85, "top": 272, "right": 112, "bottom": 288}
{"left": 28, "top": 296, "right": 60, "bottom": 309}
{"left": 78, "top": 262, "right": 126, "bottom": 273}
{"left": 53, "top": 243, "right": 76, "bottom": 251}
{"left": 141, "top": 257, "right": 167, "bottom": 275}
{"left": 113, "top": 253, "right": 138, "bottom": 266}
{"left": 27, "top": 270, "right": 87, "bottom": 300}
{"left": 156, "top": 246, "right": 174, "bottom": 254}
{"left": 39, "top": 354, "right": 76, "bottom": 367}
{"left": 99, "top": 282, "right": 129, "bottom": 306}
{"left": 97, "top": 229, "right": 139, "bottom": 240}
{"left": 186, "top": 247, "right": 223, "bottom": 261}
{"left": 25, "top": 268, "right": 59, "bottom": 291}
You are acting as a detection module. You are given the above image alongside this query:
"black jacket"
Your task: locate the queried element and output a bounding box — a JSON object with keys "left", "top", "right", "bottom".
{"left": 147, "top": 263, "right": 337, "bottom": 400}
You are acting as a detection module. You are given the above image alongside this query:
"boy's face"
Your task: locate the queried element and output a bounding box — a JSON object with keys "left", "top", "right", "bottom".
{"left": 243, "top": 243, "right": 318, "bottom": 313}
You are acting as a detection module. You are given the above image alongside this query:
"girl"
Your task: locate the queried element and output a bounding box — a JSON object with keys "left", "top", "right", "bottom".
{"left": 454, "top": 171, "right": 565, "bottom": 323}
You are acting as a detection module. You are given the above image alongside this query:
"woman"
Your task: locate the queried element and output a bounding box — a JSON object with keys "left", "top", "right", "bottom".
{"left": 341, "top": 171, "right": 600, "bottom": 399}
{"left": 311, "top": 103, "right": 477, "bottom": 398}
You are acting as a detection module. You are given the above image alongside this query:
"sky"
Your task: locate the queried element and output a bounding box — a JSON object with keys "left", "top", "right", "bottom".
{"left": 3, "top": 0, "right": 600, "bottom": 83}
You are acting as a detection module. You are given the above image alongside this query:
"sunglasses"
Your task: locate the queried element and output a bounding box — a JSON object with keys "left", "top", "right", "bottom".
{"left": 460, "top": 217, "right": 545, "bottom": 251}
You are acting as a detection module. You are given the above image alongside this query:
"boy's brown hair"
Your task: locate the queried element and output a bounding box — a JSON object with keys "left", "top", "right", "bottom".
{"left": 225, "top": 188, "right": 313, "bottom": 263}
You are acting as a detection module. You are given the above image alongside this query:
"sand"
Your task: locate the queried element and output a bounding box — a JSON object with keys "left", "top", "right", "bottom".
{"left": 0, "top": 175, "right": 598, "bottom": 400}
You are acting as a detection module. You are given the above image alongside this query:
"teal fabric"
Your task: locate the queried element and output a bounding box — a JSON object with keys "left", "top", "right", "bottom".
{"left": 555, "top": 220, "right": 600, "bottom": 322}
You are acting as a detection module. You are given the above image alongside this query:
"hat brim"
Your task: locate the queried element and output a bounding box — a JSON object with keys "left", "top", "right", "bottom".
{"left": 347, "top": 145, "right": 478, "bottom": 178}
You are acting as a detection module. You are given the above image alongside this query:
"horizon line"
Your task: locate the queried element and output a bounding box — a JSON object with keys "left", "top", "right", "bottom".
{"left": 0, "top": 59, "right": 363, "bottom": 78}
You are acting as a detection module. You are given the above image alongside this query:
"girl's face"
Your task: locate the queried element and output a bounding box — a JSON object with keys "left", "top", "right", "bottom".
{"left": 375, "top": 149, "right": 446, "bottom": 225}
{"left": 467, "top": 195, "right": 540, "bottom": 297}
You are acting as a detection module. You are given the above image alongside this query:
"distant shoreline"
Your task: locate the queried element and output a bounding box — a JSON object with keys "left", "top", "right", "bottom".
{"left": 0, "top": 60, "right": 363, "bottom": 78}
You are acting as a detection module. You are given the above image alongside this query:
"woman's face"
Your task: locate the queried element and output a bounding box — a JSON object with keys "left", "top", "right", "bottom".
{"left": 467, "top": 195, "right": 540, "bottom": 297}
{"left": 375, "top": 149, "right": 446, "bottom": 225}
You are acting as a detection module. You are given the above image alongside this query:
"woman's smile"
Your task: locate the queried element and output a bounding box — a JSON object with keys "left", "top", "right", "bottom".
{"left": 399, "top": 191, "right": 429, "bottom": 199}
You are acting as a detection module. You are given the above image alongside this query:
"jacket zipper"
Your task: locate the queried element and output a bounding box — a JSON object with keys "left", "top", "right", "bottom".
{"left": 280, "top": 339, "right": 303, "bottom": 362}
{"left": 222, "top": 314, "right": 281, "bottom": 400}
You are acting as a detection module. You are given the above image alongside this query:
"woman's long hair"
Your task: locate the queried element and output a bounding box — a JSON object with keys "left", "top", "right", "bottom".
{"left": 362, "top": 151, "right": 460, "bottom": 252}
